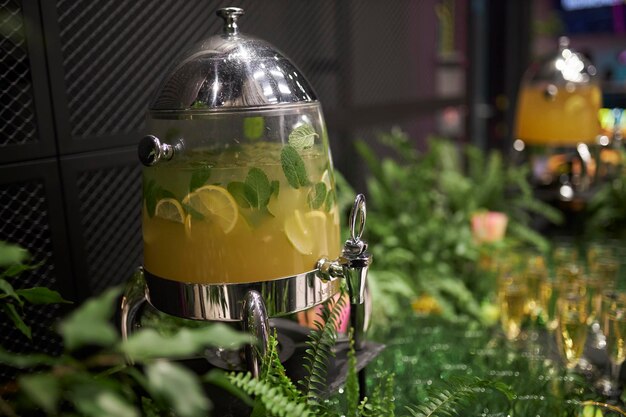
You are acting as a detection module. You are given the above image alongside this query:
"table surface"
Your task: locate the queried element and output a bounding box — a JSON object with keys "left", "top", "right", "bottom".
{"left": 363, "top": 315, "right": 624, "bottom": 416}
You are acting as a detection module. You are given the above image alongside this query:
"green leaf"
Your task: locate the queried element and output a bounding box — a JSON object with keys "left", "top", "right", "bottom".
{"left": 0, "top": 241, "right": 29, "bottom": 267}
{"left": 189, "top": 166, "right": 212, "bottom": 192}
{"left": 246, "top": 167, "right": 272, "bottom": 209}
{"left": 3, "top": 303, "right": 31, "bottom": 339}
{"left": 244, "top": 117, "right": 265, "bottom": 140}
{"left": 270, "top": 180, "right": 280, "bottom": 199}
{"left": 120, "top": 324, "right": 252, "bottom": 361}
{"left": 181, "top": 202, "right": 205, "bottom": 220}
{"left": 19, "top": 373, "right": 60, "bottom": 414}
{"left": 307, "top": 182, "right": 327, "bottom": 209}
{"left": 288, "top": 124, "right": 318, "bottom": 150}
{"left": 144, "top": 180, "right": 176, "bottom": 218}
{"left": 281, "top": 145, "right": 310, "bottom": 189}
{"left": 145, "top": 360, "right": 211, "bottom": 417}
{"left": 324, "top": 190, "right": 335, "bottom": 211}
{"left": 204, "top": 369, "right": 254, "bottom": 407}
{"left": 0, "top": 278, "right": 21, "bottom": 305}
{"left": 0, "top": 346, "right": 58, "bottom": 368}
{"left": 59, "top": 286, "right": 121, "bottom": 350}
{"left": 144, "top": 179, "right": 158, "bottom": 218}
{"left": 16, "top": 287, "right": 71, "bottom": 305}
{"left": 71, "top": 383, "right": 139, "bottom": 417}
{"left": 2, "top": 262, "right": 39, "bottom": 278}
{"left": 228, "top": 181, "right": 254, "bottom": 209}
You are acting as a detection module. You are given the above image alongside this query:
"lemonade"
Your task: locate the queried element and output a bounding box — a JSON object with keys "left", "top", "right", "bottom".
{"left": 142, "top": 137, "right": 341, "bottom": 284}
{"left": 515, "top": 84, "right": 601, "bottom": 145}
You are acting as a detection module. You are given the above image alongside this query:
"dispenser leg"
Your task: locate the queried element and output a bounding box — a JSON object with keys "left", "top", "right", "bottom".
{"left": 120, "top": 268, "right": 148, "bottom": 365}
{"left": 241, "top": 290, "right": 270, "bottom": 377}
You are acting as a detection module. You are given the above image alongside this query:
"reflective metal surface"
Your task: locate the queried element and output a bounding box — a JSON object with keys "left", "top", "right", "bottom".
{"left": 144, "top": 268, "right": 341, "bottom": 321}
{"left": 242, "top": 290, "right": 270, "bottom": 377}
{"left": 150, "top": 7, "right": 317, "bottom": 111}
{"left": 137, "top": 134, "right": 183, "bottom": 166}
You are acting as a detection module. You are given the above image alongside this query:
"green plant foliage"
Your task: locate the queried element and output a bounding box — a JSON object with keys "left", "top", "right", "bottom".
{"left": 353, "top": 129, "right": 563, "bottom": 327}
{"left": 301, "top": 289, "right": 347, "bottom": 410}
{"left": 229, "top": 372, "right": 313, "bottom": 417}
{"left": 0, "top": 241, "right": 70, "bottom": 339}
{"left": 120, "top": 325, "right": 253, "bottom": 361}
{"left": 586, "top": 151, "right": 626, "bottom": 238}
{"left": 405, "top": 377, "right": 512, "bottom": 417}
{"left": 59, "top": 286, "right": 122, "bottom": 351}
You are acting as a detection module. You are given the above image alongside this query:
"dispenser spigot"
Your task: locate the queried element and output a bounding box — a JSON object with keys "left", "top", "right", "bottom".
{"left": 317, "top": 194, "right": 372, "bottom": 304}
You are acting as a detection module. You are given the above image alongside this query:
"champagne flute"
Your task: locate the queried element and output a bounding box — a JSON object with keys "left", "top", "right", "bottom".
{"left": 499, "top": 273, "right": 528, "bottom": 341}
{"left": 525, "top": 254, "right": 547, "bottom": 321}
{"left": 556, "top": 288, "right": 588, "bottom": 370}
{"left": 603, "top": 293, "right": 626, "bottom": 397}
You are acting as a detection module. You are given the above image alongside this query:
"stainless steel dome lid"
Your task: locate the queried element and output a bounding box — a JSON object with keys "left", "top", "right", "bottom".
{"left": 525, "top": 36, "right": 598, "bottom": 86}
{"left": 150, "top": 7, "right": 317, "bottom": 112}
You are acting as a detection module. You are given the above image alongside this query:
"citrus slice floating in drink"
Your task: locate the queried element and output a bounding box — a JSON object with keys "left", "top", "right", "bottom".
{"left": 155, "top": 198, "right": 186, "bottom": 223}
{"left": 284, "top": 209, "right": 314, "bottom": 255}
{"left": 182, "top": 185, "right": 238, "bottom": 233}
{"left": 305, "top": 210, "right": 329, "bottom": 255}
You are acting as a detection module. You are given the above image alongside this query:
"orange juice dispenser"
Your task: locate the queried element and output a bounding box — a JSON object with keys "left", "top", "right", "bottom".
{"left": 120, "top": 7, "right": 371, "bottom": 375}
{"left": 513, "top": 37, "right": 602, "bottom": 202}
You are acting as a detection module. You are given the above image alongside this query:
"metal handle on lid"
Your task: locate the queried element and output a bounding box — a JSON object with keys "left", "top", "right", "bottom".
{"left": 217, "top": 7, "right": 244, "bottom": 35}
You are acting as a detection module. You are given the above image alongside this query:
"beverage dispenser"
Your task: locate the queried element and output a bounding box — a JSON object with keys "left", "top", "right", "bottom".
{"left": 120, "top": 7, "right": 371, "bottom": 376}
{"left": 513, "top": 37, "right": 602, "bottom": 202}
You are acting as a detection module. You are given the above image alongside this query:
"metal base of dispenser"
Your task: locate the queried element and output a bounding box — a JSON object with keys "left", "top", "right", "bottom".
{"left": 143, "top": 268, "right": 342, "bottom": 321}
{"left": 120, "top": 267, "right": 343, "bottom": 376}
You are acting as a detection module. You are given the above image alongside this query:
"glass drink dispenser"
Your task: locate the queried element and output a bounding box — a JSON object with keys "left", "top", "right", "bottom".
{"left": 121, "top": 7, "right": 371, "bottom": 375}
{"left": 513, "top": 37, "right": 602, "bottom": 201}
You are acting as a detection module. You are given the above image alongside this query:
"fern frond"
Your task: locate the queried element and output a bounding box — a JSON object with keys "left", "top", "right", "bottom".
{"left": 228, "top": 372, "right": 313, "bottom": 417}
{"left": 301, "top": 291, "right": 347, "bottom": 410}
{"left": 405, "top": 377, "right": 512, "bottom": 417}
{"left": 345, "top": 329, "right": 359, "bottom": 417}
{"left": 262, "top": 333, "right": 301, "bottom": 401}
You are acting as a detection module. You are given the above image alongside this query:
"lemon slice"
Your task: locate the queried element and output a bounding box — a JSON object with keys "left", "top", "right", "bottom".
{"left": 284, "top": 210, "right": 314, "bottom": 255}
{"left": 182, "top": 185, "right": 238, "bottom": 234}
{"left": 155, "top": 198, "right": 185, "bottom": 223}
{"left": 305, "top": 210, "right": 328, "bottom": 255}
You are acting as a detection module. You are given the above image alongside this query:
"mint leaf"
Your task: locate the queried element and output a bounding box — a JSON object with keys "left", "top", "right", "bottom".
{"left": 308, "top": 182, "right": 327, "bottom": 209}
{"left": 246, "top": 168, "right": 271, "bottom": 209}
{"left": 144, "top": 179, "right": 158, "bottom": 217}
{"left": 144, "top": 179, "right": 176, "bottom": 218}
{"left": 243, "top": 117, "right": 265, "bottom": 140}
{"left": 270, "top": 180, "right": 280, "bottom": 199}
{"left": 288, "top": 124, "right": 317, "bottom": 150}
{"left": 227, "top": 182, "right": 253, "bottom": 209}
{"left": 189, "top": 166, "right": 211, "bottom": 192}
{"left": 181, "top": 203, "right": 205, "bottom": 220}
{"left": 281, "top": 145, "right": 310, "bottom": 189}
{"left": 325, "top": 190, "right": 336, "bottom": 211}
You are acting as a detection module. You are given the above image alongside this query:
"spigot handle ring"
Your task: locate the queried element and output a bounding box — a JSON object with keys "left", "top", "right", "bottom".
{"left": 349, "top": 194, "right": 366, "bottom": 243}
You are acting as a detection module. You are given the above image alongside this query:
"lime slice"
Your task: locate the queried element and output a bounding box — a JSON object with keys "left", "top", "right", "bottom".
{"left": 284, "top": 210, "right": 314, "bottom": 255}
{"left": 182, "top": 185, "right": 238, "bottom": 234}
{"left": 155, "top": 198, "right": 185, "bottom": 223}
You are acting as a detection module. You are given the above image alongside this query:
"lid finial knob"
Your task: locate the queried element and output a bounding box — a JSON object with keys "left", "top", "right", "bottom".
{"left": 217, "top": 7, "right": 244, "bottom": 35}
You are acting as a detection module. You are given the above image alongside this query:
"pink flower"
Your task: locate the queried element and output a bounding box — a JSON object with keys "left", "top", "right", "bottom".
{"left": 471, "top": 211, "right": 508, "bottom": 243}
